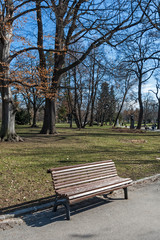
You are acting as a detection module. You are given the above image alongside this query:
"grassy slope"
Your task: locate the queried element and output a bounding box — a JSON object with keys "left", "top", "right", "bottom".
{"left": 0, "top": 124, "right": 160, "bottom": 208}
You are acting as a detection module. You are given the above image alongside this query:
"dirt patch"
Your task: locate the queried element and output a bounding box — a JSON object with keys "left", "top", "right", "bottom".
{"left": 121, "top": 139, "right": 147, "bottom": 144}
{"left": 112, "top": 127, "right": 145, "bottom": 133}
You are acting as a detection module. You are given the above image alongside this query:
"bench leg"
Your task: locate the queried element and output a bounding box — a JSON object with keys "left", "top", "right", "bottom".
{"left": 123, "top": 187, "right": 128, "bottom": 199}
{"left": 62, "top": 200, "right": 70, "bottom": 220}
{"left": 53, "top": 198, "right": 58, "bottom": 212}
{"left": 53, "top": 197, "right": 70, "bottom": 220}
{"left": 52, "top": 203, "right": 58, "bottom": 212}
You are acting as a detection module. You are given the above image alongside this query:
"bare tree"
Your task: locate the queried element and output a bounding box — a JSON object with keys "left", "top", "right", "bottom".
{"left": 0, "top": 0, "right": 55, "bottom": 140}
{"left": 0, "top": 0, "right": 145, "bottom": 139}
{"left": 0, "top": 0, "right": 19, "bottom": 141}
{"left": 138, "top": 0, "right": 160, "bottom": 31}
{"left": 113, "top": 65, "right": 135, "bottom": 127}
{"left": 143, "top": 93, "right": 157, "bottom": 125}
{"left": 88, "top": 50, "right": 106, "bottom": 126}
{"left": 63, "top": 48, "right": 106, "bottom": 129}
{"left": 117, "top": 31, "right": 159, "bottom": 129}
{"left": 11, "top": 52, "right": 45, "bottom": 128}
{"left": 39, "top": 0, "right": 144, "bottom": 134}
{"left": 150, "top": 78, "right": 160, "bottom": 128}
{"left": 0, "top": 0, "right": 44, "bottom": 141}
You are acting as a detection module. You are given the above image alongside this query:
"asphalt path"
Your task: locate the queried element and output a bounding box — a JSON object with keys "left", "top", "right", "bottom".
{"left": 1, "top": 180, "right": 160, "bottom": 240}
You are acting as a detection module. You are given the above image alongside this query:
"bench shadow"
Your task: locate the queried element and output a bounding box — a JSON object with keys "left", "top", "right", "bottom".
{"left": 0, "top": 195, "right": 55, "bottom": 215}
{"left": 22, "top": 196, "right": 124, "bottom": 227}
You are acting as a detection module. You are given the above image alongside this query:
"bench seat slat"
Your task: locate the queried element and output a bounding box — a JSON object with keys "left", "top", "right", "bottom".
{"left": 69, "top": 183, "right": 131, "bottom": 204}
{"left": 69, "top": 180, "right": 132, "bottom": 201}
{"left": 56, "top": 176, "right": 132, "bottom": 198}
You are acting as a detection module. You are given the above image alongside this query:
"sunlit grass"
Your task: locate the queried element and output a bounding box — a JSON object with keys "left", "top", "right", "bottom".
{"left": 0, "top": 123, "right": 160, "bottom": 208}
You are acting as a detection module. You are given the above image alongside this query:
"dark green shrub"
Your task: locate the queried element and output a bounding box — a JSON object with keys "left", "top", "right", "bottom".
{"left": 15, "top": 109, "right": 31, "bottom": 125}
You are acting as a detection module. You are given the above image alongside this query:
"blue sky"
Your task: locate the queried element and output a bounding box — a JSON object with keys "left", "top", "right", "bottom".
{"left": 9, "top": 0, "right": 160, "bottom": 104}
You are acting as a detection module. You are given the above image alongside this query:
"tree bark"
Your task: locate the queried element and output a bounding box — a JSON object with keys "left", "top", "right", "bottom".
{"left": 31, "top": 104, "right": 38, "bottom": 128}
{"left": 157, "top": 99, "right": 160, "bottom": 129}
{"left": 89, "top": 57, "right": 96, "bottom": 127}
{"left": 1, "top": 85, "right": 22, "bottom": 141}
{"left": 49, "top": 99, "right": 57, "bottom": 134}
{"left": 40, "top": 98, "right": 57, "bottom": 134}
{"left": 36, "top": 0, "right": 57, "bottom": 134}
{"left": 40, "top": 98, "right": 49, "bottom": 134}
{"left": 137, "top": 75, "right": 143, "bottom": 129}
{"left": 114, "top": 91, "right": 127, "bottom": 127}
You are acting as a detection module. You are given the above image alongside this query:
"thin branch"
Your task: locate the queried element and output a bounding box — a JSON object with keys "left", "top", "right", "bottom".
{"left": 8, "top": 48, "right": 66, "bottom": 63}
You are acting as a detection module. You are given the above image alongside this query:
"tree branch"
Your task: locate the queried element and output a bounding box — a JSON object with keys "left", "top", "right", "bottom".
{"left": 8, "top": 48, "right": 66, "bottom": 63}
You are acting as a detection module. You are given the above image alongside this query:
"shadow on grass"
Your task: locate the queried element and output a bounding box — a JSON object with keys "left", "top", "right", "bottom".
{"left": 0, "top": 195, "right": 55, "bottom": 215}
{"left": 116, "top": 159, "right": 160, "bottom": 165}
{"left": 22, "top": 196, "right": 116, "bottom": 227}
{"left": 7, "top": 143, "right": 160, "bottom": 171}
{"left": 17, "top": 128, "right": 160, "bottom": 141}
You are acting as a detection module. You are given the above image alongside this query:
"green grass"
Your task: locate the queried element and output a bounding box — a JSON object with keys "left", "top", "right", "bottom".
{"left": 0, "top": 124, "right": 160, "bottom": 209}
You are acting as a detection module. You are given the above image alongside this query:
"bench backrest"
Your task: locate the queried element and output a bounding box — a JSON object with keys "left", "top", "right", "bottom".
{"left": 48, "top": 160, "right": 118, "bottom": 191}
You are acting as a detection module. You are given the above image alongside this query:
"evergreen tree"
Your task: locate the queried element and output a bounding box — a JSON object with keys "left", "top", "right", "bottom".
{"left": 97, "top": 83, "right": 116, "bottom": 126}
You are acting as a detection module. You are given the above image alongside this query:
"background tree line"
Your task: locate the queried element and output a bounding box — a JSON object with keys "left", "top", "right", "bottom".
{"left": 0, "top": 0, "right": 159, "bottom": 141}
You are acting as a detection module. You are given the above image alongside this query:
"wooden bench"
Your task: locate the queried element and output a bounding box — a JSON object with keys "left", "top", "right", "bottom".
{"left": 47, "top": 160, "right": 132, "bottom": 220}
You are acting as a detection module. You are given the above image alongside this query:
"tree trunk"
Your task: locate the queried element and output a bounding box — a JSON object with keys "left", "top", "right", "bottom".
{"left": 1, "top": 87, "right": 9, "bottom": 141}
{"left": 89, "top": 100, "right": 94, "bottom": 127}
{"left": 82, "top": 101, "right": 90, "bottom": 128}
{"left": 40, "top": 98, "right": 50, "bottom": 134}
{"left": 69, "top": 114, "right": 73, "bottom": 128}
{"left": 36, "top": 0, "right": 56, "bottom": 134}
{"left": 100, "top": 113, "right": 104, "bottom": 126}
{"left": 49, "top": 99, "right": 56, "bottom": 134}
{"left": 157, "top": 100, "right": 160, "bottom": 129}
{"left": 77, "top": 100, "right": 82, "bottom": 129}
{"left": 89, "top": 83, "right": 98, "bottom": 127}
{"left": 40, "top": 98, "right": 57, "bottom": 134}
{"left": 89, "top": 57, "right": 95, "bottom": 127}
{"left": 137, "top": 77, "right": 143, "bottom": 129}
{"left": 31, "top": 105, "right": 38, "bottom": 128}
{"left": 1, "top": 86, "right": 22, "bottom": 141}
{"left": 26, "top": 102, "right": 32, "bottom": 125}
{"left": 114, "top": 91, "right": 127, "bottom": 127}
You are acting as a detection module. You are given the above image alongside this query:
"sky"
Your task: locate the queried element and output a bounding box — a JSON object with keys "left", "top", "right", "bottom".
{"left": 3, "top": 0, "right": 160, "bottom": 107}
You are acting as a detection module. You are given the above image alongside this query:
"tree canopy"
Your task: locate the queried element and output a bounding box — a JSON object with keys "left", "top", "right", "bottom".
{"left": 0, "top": 0, "right": 159, "bottom": 140}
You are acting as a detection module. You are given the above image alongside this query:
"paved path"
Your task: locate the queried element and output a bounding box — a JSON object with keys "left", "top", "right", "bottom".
{"left": 1, "top": 180, "right": 160, "bottom": 240}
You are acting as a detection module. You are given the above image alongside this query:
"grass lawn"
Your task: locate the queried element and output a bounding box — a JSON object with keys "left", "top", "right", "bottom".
{"left": 0, "top": 123, "right": 160, "bottom": 209}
